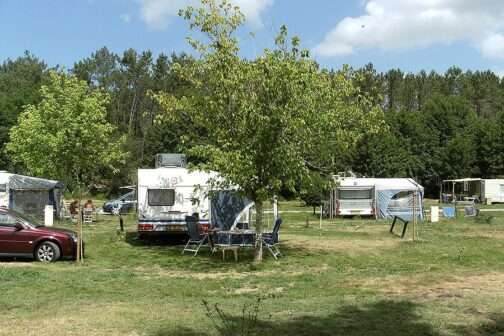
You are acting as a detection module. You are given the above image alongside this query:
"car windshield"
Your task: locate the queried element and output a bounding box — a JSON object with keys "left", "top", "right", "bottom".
{"left": 8, "top": 208, "right": 44, "bottom": 227}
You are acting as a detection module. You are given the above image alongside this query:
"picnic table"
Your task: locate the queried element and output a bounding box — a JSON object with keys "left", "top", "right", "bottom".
{"left": 213, "top": 229, "right": 256, "bottom": 261}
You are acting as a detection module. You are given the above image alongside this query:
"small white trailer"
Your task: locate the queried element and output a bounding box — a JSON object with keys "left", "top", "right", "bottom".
{"left": 137, "top": 167, "right": 216, "bottom": 236}
{"left": 335, "top": 181, "right": 376, "bottom": 217}
{"left": 481, "top": 179, "right": 504, "bottom": 204}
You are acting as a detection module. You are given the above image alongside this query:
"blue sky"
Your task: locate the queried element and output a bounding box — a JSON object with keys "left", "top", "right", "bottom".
{"left": 1, "top": 0, "right": 504, "bottom": 74}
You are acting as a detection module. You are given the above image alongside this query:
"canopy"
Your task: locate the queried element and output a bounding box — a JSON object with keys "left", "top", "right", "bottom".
{"left": 8, "top": 174, "right": 64, "bottom": 190}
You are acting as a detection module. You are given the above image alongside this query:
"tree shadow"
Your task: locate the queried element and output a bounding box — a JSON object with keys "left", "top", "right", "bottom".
{"left": 154, "top": 300, "right": 441, "bottom": 336}
{"left": 453, "top": 313, "right": 504, "bottom": 335}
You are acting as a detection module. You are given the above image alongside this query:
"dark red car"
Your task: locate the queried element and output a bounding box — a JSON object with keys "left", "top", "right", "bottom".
{"left": 0, "top": 207, "right": 80, "bottom": 262}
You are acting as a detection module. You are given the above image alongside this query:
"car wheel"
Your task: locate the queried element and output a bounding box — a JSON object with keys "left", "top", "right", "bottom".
{"left": 35, "top": 241, "right": 61, "bottom": 262}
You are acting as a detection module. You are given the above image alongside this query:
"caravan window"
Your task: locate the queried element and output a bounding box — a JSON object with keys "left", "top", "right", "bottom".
{"left": 148, "top": 189, "right": 175, "bottom": 206}
{"left": 338, "top": 189, "right": 373, "bottom": 200}
{"left": 0, "top": 184, "right": 5, "bottom": 192}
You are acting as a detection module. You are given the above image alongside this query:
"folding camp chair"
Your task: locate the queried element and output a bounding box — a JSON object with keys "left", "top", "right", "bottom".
{"left": 83, "top": 209, "right": 94, "bottom": 224}
{"left": 262, "top": 218, "right": 283, "bottom": 260}
{"left": 182, "top": 216, "right": 208, "bottom": 256}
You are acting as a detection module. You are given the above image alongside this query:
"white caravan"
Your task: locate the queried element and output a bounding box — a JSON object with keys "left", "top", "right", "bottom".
{"left": 137, "top": 167, "right": 216, "bottom": 236}
{"left": 334, "top": 178, "right": 376, "bottom": 217}
{"left": 482, "top": 179, "right": 504, "bottom": 204}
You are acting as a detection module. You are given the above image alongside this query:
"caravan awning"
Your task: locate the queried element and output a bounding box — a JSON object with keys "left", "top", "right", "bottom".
{"left": 9, "top": 174, "right": 64, "bottom": 190}
{"left": 442, "top": 178, "right": 482, "bottom": 183}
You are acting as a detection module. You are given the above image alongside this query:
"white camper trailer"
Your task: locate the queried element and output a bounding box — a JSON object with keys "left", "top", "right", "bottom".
{"left": 482, "top": 179, "right": 504, "bottom": 204}
{"left": 335, "top": 182, "right": 376, "bottom": 217}
{"left": 137, "top": 167, "right": 216, "bottom": 236}
{"left": 329, "top": 176, "right": 424, "bottom": 220}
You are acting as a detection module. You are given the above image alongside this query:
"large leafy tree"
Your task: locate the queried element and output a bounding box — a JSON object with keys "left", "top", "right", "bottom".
{"left": 7, "top": 70, "right": 127, "bottom": 263}
{"left": 154, "top": 0, "right": 384, "bottom": 262}
{"left": 6, "top": 70, "right": 126, "bottom": 191}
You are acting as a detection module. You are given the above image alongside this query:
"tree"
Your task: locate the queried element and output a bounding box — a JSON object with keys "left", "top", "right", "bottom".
{"left": 0, "top": 52, "right": 48, "bottom": 169}
{"left": 7, "top": 71, "right": 126, "bottom": 262}
{"left": 154, "top": 0, "right": 384, "bottom": 262}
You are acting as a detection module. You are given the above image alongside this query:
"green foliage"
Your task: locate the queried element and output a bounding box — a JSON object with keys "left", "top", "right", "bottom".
{"left": 6, "top": 71, "right": 126, "bottom": 191}
{"left": 0, "top": 52, "right": 48, "bottom": 169}
{"left": 156, "top": 0, "right": 383, "bottom": 203}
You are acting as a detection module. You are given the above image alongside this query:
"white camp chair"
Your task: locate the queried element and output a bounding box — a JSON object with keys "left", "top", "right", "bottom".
{"left": 83, "top": 208, "right": 94, "bottom": 224}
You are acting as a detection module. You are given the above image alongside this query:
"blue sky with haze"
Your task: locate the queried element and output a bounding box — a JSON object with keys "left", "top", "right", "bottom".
{"left": 1, "top": 0, "right": 504, "bottom": 74}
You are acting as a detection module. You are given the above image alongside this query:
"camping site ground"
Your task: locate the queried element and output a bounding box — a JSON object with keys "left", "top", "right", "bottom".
{"left": 2, "top": 201, "right": 504, "bottom": 336}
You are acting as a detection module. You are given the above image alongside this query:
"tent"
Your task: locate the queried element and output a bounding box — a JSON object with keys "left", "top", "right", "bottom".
{"left": 373, "top": 178, "right": 424, "bottom": 220}
{"left": 0, "top": 171, "right": 64, "bottom": 219}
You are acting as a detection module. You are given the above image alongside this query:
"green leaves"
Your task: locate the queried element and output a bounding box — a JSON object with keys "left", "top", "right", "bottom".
{"left": 6, "top": 70, "right": 127, "bottom": 192}
{"left": 153, "top": 0, "right": 384, "bottom": 204}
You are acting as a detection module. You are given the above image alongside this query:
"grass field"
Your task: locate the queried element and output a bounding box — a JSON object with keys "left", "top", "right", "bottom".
{"left": 2, "top": 201, "right": 504, "bottom": 335}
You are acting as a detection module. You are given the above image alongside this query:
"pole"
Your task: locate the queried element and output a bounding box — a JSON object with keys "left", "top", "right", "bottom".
{"left": 412, "top": 191, "right": 416, "bottom": 242}
{"left": 319, "top": 205, "right": 323, "bottom": 230}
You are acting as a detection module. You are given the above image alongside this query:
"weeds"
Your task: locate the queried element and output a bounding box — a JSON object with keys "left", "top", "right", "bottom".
{"left": 202, "top": 296, "right": 270, "bottom": 336}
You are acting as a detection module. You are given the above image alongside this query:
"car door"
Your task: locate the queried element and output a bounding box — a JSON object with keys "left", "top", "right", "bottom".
{"left": 0, "top": 213, "right": 35, "bottom": 255}
{"left": 0, "top": 212, "right": 18, "bottom": 254}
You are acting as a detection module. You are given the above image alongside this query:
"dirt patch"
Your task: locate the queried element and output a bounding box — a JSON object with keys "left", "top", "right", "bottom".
{"left": 0, "top": 262, "right": 35, "bottom": 268}
{"left": 284, "top": 235, "right": 399, "bottom": 254}
{"left": 134, "top": 264, "right": 329, "bottom": 280}
{"left": 356, "top": 272, "right": 504, "bottom": 299}
{"left": 463, "top": 230, "right": 504, "bottom": 239}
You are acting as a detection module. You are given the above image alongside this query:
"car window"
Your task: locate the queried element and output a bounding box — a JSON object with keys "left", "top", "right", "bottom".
{"left": 0, "top": 213, "right": 17, "bottom": 227}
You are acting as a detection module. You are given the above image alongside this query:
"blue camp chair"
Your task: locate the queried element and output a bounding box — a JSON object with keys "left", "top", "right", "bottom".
{"left": 262, "top": 218, "right": 283, "bottom": 260}
{"left": 442, "top": 207, "right": 456, "bottom": 218}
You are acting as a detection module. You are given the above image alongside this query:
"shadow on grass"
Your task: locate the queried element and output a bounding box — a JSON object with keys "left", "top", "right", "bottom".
{"left": 154, "top": 300, "right": 441, "bottom": 336}
{"left": 453, "top": 313, "right": 504, "bottom": 335}
{"left": 125, "top": 231, "right": 188, "bottom": 247}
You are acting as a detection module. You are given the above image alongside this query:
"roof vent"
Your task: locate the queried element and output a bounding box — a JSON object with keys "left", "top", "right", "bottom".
{"left": 155, "top": 154, "right": 187, "bottom": 168}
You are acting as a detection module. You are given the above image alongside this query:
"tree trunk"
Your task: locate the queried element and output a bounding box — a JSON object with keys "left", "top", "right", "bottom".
{"left": 254, "top": 200, "right": 264, "bottom": 263}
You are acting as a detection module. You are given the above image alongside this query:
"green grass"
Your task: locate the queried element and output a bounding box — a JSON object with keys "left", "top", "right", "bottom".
{"left": 2, "top": 204, "right": 504, "bottom": 335}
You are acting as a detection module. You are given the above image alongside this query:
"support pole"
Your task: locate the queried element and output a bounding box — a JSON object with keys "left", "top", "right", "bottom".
{"left": 319, "top": 205, "right": 323, "bottom": 230}
{"left": 412, "top": 191, "right": 417, "bottom": 242}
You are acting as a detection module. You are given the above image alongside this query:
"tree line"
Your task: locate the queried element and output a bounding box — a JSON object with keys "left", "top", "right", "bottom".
{"left": 1, "top": 44, "right": 504, "bottom": 198}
